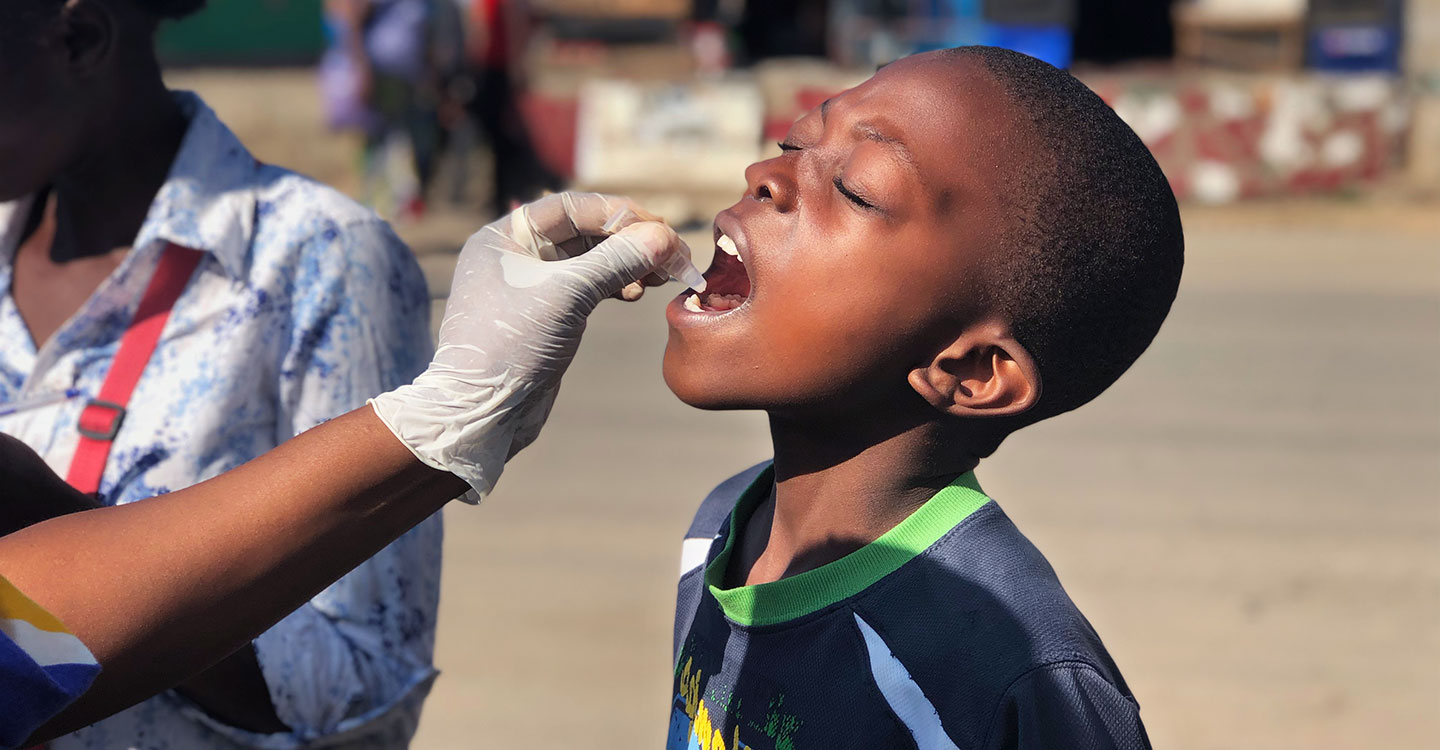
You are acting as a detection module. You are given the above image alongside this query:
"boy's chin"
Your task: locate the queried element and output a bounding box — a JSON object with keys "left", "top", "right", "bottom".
{"left": 662, "top": 358, "right": 756, "bottom": 411}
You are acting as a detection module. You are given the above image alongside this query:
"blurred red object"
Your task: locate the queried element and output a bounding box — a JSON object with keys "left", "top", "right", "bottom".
{"left": 688, "top": 21, "right": 731, "bottom": 74}
{"left": 518, "top": 94, "right": 578, "bottom": 179}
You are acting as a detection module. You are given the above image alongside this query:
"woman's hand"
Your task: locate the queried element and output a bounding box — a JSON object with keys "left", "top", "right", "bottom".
{"left": 370, "top": 192, "right": 688, "bottom": 501}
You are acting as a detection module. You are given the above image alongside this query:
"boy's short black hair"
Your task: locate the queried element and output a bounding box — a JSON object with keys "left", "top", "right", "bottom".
{"left": 948, "top": 46, "right": 1183, "bottom": 427}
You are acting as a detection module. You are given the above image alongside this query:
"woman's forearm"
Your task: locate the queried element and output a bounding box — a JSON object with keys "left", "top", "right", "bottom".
{"left": 4, "top": 407, "right": 465, "bottom": 741}
{"left": 0, "top": 191, "right": 680, "bottom": 742}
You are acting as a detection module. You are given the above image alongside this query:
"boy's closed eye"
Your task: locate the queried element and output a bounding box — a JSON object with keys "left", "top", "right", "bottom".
{"left": 832, "top": 177, "right": 879, "bottom": 211}
{"left": 775, "top": 140, "right": 883, "bottom": 212}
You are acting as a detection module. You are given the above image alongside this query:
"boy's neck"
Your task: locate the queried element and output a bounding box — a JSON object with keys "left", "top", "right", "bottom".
{"left": 725, "top": 411, "right": 978, "bottom": 589}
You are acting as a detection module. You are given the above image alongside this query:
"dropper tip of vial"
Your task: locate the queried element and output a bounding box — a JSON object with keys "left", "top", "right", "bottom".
{"left": 665, "top": 255, "right": 707, "bottom": 293}
{"left": 602, "top": 206, "right": 707, "bottom": 291}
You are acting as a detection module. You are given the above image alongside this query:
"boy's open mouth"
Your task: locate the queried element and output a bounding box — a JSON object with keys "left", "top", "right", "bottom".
{"left": 683, "top": 230, "right": 751, "bottom": 313}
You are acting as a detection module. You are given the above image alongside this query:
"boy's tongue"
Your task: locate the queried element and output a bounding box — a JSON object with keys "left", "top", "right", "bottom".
{"left": 687, "top": 231, "right": 750, "bottom": 312}
{"left": 699, "top": 251, "right": 750, "bottom": 302}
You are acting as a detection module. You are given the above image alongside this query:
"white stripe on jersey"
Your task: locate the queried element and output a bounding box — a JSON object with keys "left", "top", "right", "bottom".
{"left": 854, "top": 612, "right": 961, "bottom": 750}
{"left": 678, "top": 537, "right": 715, "bottom": 578}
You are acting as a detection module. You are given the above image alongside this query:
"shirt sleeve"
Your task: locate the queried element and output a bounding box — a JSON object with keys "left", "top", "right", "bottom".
{"left": 232, "top": 217, "right": 442, "bottom": 744}
{"left": 984, "top": 663, "right": 1152, "bottom": 750}
{"left": 0, "top": 575, "right": 99, "bottom": 749}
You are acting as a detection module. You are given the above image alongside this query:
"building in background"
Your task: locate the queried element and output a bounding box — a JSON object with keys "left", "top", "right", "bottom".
{"left": 154, "top": 0, "right": 1438, "bottom": 210}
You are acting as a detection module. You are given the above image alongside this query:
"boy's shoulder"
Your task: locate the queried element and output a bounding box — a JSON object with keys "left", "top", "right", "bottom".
{"left": 684, "top": 462, "right": 1126, "bottom": 671}
{"left": 847, "top": 495, "right": 1140, "bottom": 739}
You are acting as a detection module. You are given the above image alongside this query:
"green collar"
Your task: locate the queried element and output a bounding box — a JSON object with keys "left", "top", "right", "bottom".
{"left": 704, "top": 467, "right": 991, "bottom": 627}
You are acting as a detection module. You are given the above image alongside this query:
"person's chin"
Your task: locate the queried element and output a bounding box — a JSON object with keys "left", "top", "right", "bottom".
{"left": 661, "top": 354, "right": 749, "bottom": 411}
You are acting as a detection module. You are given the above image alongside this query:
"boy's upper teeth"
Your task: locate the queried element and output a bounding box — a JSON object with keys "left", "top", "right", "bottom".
{"left": 717, "top": 234, "right": 740, "bottom": 260}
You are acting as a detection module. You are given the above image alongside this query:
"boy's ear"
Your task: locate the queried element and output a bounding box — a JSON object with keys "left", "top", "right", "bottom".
{"left": 907, "top": 322, "right": 1041, "bottom": 419}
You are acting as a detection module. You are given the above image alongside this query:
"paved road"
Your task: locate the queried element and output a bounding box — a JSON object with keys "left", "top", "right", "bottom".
{"left": 407, "top": 206, "right": 1439, "bottom": 750}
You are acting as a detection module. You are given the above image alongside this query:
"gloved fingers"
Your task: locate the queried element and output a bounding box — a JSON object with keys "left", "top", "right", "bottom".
{"left": 563, "top": 221, "right": 687, "bottom": 301}
{"left": 557, "top": 191, "right": 649, "bottom": 239}
{"left": 614, "top": 280, "right": 647, "bottom": 301}
{"left": 599, "top": 204, "right": 664, "bottom": 234}
{"left": 611, "top": 269, "right": 671, "bottom": 302}
{"left": 459, "top": 221, "right": 546, "bottom": 267}
{"left": 609, "top": 217, "right": 699, "bottom": 289}
{"left": 578, "top": 213, "right": 690, "bottom": 276}
{"left": 514, "top": 192, "right": 641, "bottom": 255}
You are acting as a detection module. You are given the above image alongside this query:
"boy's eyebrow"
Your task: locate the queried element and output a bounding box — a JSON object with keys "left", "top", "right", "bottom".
{"left": 820, "top": 98, "right": 920, "bottom": 177}
{"left": 853, "top": 122, "right": 920, "bottom": 175}
{"left": 821, "top": 98, "right": 922, "bottom": 181}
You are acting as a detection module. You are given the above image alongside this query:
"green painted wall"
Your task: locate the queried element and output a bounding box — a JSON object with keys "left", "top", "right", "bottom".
{"left": 156, "top": 0, "right": 325, "bottom": 65}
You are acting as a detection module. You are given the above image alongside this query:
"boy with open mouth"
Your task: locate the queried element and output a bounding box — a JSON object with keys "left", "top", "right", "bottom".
{"left": 662, "top": 46, "right": 1182, "bottom": 749}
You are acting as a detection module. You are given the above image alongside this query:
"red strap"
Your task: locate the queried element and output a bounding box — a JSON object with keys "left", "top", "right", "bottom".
{"left": 65, "top": 243, "right": 204, "bottom": 495}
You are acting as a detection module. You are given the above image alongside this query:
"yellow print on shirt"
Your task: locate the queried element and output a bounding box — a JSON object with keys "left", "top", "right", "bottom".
{"left": 673, "top": 655, "right": 805, "bottom": 750}
{"left": 677, "top": 656, "right": 752, "bottom": 750}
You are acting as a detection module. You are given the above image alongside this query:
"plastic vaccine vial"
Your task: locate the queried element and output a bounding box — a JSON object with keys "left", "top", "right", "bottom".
{"left": 603, "top": 208, "right": 708, "bottom": 292}
{"left": 656, "top": 249, "right": 708, "bottom": 292}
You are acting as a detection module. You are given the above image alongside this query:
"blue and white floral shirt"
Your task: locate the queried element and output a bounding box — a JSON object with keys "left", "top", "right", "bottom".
{"left": 0, "top": 93, "right": 441, "bottom": 749}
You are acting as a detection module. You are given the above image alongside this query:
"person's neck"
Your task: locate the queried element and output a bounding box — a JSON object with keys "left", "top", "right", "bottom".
{"left": 42, "top": 71, "right": 186, "bottom": 263}
{"left": 728, "top": 403, "right": 979, "bottom": 588}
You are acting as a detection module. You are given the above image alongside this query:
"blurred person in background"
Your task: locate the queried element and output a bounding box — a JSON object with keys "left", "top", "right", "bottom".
{"left": 321, "top": 0, "right": 442, "bottom": 220}
{"left": 0, "top": 0, "right": 441, "bottom": 747}
{"left": 455, "top": 0, "right": 560, "bottom": 216}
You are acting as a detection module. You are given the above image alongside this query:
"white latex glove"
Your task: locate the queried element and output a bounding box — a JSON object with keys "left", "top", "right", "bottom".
{"left": 370, "top": 192, "right": 689, "bottom": 501}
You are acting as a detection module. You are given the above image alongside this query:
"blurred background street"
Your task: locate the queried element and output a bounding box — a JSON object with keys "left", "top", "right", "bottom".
{"left": 156, "top": 0, "right": 1440, "bottom": 747}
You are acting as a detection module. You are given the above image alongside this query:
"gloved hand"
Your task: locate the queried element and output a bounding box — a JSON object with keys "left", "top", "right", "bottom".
{"left": 370, "top": 192, "right": 689, "bottom": 501}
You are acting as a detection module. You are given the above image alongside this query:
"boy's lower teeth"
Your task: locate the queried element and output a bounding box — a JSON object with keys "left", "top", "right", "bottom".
{"left": 706, "top": 294, "right": 745, "bottom": 310}
{"left": 684, "top": 292, "right": 746, "bottom": 312}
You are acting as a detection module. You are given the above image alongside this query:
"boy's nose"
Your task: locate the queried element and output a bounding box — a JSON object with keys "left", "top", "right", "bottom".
{"left": 744, "top": 158, "right": 797, "bottom": 213}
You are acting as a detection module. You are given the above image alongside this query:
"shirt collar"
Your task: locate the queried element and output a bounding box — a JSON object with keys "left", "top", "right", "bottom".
{"left": 0, "top": 196, "right": 34, "bottom": 268}
{"left": 703, "top": 468, "right": 992, "bottom": 628}
{"left": 130, "top": 91, "right": 259, "bottom": 279}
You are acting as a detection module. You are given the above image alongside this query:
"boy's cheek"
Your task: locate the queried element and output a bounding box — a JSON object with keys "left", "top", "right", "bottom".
{"left": 662, "top": 306, "right": 918, "bottom": 410}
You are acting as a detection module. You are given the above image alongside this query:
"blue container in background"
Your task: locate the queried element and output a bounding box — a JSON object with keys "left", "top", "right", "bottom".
{"left": 982, "top": 24, "right": 1073, "bottom": 68}
{"left": 910, "top": 0, "right": 986, "bottom": 52}
{"left": 1305, "top": 0, "right": 1403, "bottom": 73}
{"left": 1307, "top": 24, "right": 1402, "bottom": 73}
{"left": 892, "top": 0, "right": 1074, "bottom": 69}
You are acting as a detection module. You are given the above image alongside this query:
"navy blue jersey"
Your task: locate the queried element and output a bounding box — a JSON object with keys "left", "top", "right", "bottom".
{"left": 668, "top": 463, "right": 1150, "bottom": 750}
